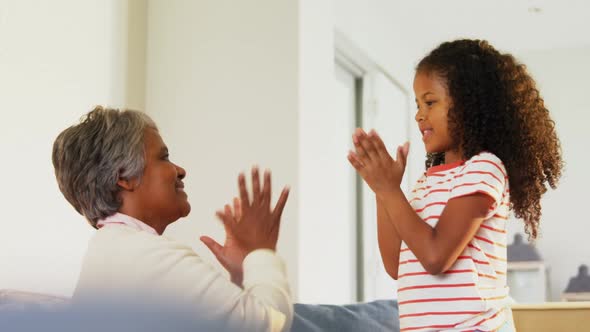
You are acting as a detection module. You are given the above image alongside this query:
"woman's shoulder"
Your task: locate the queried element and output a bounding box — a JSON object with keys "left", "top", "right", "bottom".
{"left": 91, "top": 225, "right": 197, "bottom": 256}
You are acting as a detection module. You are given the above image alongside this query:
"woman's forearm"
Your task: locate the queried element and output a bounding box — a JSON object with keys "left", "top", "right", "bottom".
{"left": 376, "top": 197, "right": 402, "bottom": 279}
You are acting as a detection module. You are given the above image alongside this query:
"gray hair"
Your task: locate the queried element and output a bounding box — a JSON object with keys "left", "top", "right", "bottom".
{"left": 52, "top": 106, "right": 157, "bottom": 227}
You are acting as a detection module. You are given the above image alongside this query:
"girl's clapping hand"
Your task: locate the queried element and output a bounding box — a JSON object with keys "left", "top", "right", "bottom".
{"left": 348, "top": 128, "right": 409, "bottom": 195}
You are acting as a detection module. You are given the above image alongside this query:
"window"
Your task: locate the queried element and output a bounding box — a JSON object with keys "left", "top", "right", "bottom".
{"left": 335, "top": 33, "right": 410, "bottom": 301}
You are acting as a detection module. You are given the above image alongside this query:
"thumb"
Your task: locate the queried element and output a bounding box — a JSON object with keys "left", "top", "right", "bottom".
{"left": 399, "top": 141, "right": 410, "bottom": 167}
{"left": 200, "top": 236, "right": 222, "bottom": 253}
{"left": 200, "top": 236, "right": 231, "bottom": 269}
{"left": 402, "top": 141, "right": 410, "bottom": 157}
{"left": 396, "top": 145, "right": 404, "bottom": 164}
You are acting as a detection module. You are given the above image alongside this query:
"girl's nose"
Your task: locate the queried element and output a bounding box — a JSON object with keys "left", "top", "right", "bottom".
{"left": 415, "top": 110, "right": 425, "bottom": 122}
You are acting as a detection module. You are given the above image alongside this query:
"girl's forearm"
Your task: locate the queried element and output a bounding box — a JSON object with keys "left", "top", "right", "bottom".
{"left": 376, "top": 197, "right": 401, "bottom": 279}
{"left": 378, "top": 189, "right": 441, "bottom": 274}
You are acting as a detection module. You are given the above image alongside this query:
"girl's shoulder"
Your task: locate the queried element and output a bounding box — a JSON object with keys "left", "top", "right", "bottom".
{"left": 465, "top": 151, "right": 505, "bottom": 168}
{"left": 461, "top": 151, "right": 508, "bottom": 180}
{"left": 424, "top": 152, "right": 507, "bottom": 179}
{"left": 466, "top": 151, "right": 503, "bottom": 164}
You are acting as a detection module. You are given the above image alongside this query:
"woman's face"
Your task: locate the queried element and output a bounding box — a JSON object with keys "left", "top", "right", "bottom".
{"left": 130, "top": 128, "right": 191, "bottom": 233}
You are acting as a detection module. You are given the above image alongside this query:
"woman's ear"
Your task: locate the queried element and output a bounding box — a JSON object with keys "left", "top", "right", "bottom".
{"left": 117, "top": 177, "right": 138, "bottom": 191}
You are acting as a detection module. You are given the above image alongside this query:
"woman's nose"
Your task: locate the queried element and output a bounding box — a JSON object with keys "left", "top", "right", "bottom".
{"left": 176, "top": 164, "right": 186, "bottom": 180}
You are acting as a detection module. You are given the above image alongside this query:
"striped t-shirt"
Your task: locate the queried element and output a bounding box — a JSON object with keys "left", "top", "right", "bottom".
{"left": 398, "top": 152, "right": 512, "bottom": 332}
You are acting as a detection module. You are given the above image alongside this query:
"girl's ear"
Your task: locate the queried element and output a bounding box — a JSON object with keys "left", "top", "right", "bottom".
{"left": 117, "top": 177, "right": 138, "bottom": 191}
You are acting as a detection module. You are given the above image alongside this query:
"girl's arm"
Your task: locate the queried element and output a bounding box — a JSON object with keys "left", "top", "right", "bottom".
{"left": 376, "top": 196, "right": 402, "bottom": 279}
{"left": 378, "top": 189, "right": 491, "bottom": 275}
{"left": 348, "top": 129, "right": 498, "bottom": 275}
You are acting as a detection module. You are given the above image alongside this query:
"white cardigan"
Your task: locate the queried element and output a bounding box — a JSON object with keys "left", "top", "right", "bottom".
{"left": 73, "top": 225, "right": 292, "bottom": 332}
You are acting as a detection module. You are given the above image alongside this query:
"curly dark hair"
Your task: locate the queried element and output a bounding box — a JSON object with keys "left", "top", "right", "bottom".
{"left": 416, "top": 39, "right": 563, "bottom": 239}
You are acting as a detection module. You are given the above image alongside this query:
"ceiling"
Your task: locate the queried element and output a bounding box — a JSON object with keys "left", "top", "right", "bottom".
{"left": 379, "top": 0, "right": 590, "bottom": 54}
{"left": 335, "top": 0, "right": 590, "bottom": 87}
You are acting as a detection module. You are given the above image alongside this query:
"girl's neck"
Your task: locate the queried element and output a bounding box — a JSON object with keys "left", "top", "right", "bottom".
{"left": 444, "top": 149, "right": 463, "bottom": 164}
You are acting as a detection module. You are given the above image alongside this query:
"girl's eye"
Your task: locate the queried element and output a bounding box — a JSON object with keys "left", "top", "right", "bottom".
{"left": 162, "top": 154, "right": 170, "bottom": 161}
{"left": 425, "top": 101, "right": 435, "bottom": 106}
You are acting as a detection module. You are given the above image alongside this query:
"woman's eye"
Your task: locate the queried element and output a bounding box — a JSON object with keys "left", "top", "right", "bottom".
{"left": 162, "top": 154, "right": 170, "bottom": 161}
{"left": 425, "top": 101, "right": 436, "bottom": 107}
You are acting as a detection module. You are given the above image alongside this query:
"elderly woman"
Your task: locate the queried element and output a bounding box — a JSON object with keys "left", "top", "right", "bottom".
{"left": 52, "top": 106, "right": 292, "bottom": 331}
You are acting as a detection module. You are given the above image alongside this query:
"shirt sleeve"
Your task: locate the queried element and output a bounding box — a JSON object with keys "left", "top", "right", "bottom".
{"left": 150, "top": 242, "right": 293, "bottom": 332}
{"left": 449, "top": 153, "right": 507, "bottom": 216}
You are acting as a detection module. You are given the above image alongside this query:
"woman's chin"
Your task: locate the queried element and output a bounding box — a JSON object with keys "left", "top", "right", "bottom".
{"left": 181, "top": 202, "right": 191, "bottom": 217}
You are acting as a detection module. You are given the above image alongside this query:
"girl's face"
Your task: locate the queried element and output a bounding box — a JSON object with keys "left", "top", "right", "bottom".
{"left": 413, "top": 70, "right": 461, "bottom": 163}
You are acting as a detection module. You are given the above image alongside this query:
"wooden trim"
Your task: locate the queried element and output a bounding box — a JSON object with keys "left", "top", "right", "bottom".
{"left": 512, "top": 301, "right": 590, "bottom": 310}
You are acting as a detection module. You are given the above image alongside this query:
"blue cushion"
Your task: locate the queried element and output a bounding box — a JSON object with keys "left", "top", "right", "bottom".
{"left": 292, "top": 300, "right": 399, "bottom": 332}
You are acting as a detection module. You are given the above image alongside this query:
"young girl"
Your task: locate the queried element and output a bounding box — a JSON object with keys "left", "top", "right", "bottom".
{"left": 348, "top": 39, "right": 563, "bottom": 332}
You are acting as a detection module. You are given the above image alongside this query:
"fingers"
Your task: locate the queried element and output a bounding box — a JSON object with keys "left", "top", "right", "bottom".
{"left": 354, "top": 128, "right": 387, "bottom": 165}
{"left": 347, "top": 151, "right": 365, "bottom": 171}
{"left": 402, "top": 141, "right": 410, "bottom": 157}
{"left": 395, "top": 146, "right": 407, "bottom": 170}
{"left": 215, "top": 210, "right": 228, "bottom": 223}
{"left": 271, "top": 187, "right": 290, "bottom": 228}
{"left": 368, "top": 130, "right": 391, "bottom": 161}
{"left": 261, "top": 169, "right": 271, "bottom": 206}
{"left": 251, "top": 166, "right": 261, "bottom": 204}
{"left": 225, "top": 204, "right": 233, "bottom": 218}
{"left": 238, "top": 173, "right": 250, "bottom": 207}
{"left": 352, "top": 128, "right": 371, "bottom": 161}
{"left": 216, "top": 206, "right": 236, "bottom": 231}
{"left": 358, "top": 130, "right": 379, "bottom": 161}
{"left": 233, "top": 197, "right": 242, "bottom": 220}
{"left": 396, "top": 141, "right": 410, "bottom": 168}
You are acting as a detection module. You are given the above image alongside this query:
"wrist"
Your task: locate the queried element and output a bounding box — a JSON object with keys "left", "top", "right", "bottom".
{"left": 230, "top": 273, "right": 244, "bottom": 288}
{"left": 244, "top": 244, "right": 276, "bottom": 254}
{"left": 376, "top": 187, "right": 404, "bottom": 201}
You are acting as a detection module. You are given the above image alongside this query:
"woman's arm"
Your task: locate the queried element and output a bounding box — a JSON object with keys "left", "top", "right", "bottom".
{"left": 197, "top": 167, "right": 293, "bottom": 331}
{"left": 376, "top": 196, "right": 402, "bottom": 279}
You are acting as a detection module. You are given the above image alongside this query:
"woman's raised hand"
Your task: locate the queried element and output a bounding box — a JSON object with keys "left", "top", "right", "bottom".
{"left": 221, "top": 166, "right": 290, "bottom": 252}
{"left": 201, "top": 167, "right": 290, "bottom": 286}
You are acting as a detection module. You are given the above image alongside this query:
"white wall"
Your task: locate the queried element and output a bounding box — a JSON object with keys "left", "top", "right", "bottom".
{"left": 144, "top": 0, "right": 300, "bottom": 297}
{"left": 505, "top": 46, "right": 590, "bottom": 301}
{"left": 0, "top": 0, "right": 130, "bottom": 296}
{"left": 297, "top": 0, "right": 344, "bottom": 303}
{"left": 334, "top": 0, "right": 416, "bottom": 88}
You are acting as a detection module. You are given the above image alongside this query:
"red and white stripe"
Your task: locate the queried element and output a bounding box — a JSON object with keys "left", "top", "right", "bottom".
{"left": 398, "top": 152, "right": 512, "bottom": 331}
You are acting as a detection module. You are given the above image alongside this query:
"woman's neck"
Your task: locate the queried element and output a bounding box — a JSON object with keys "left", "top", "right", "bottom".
{"left": 117, "top": 201, "right": 167, "bottom": 235}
